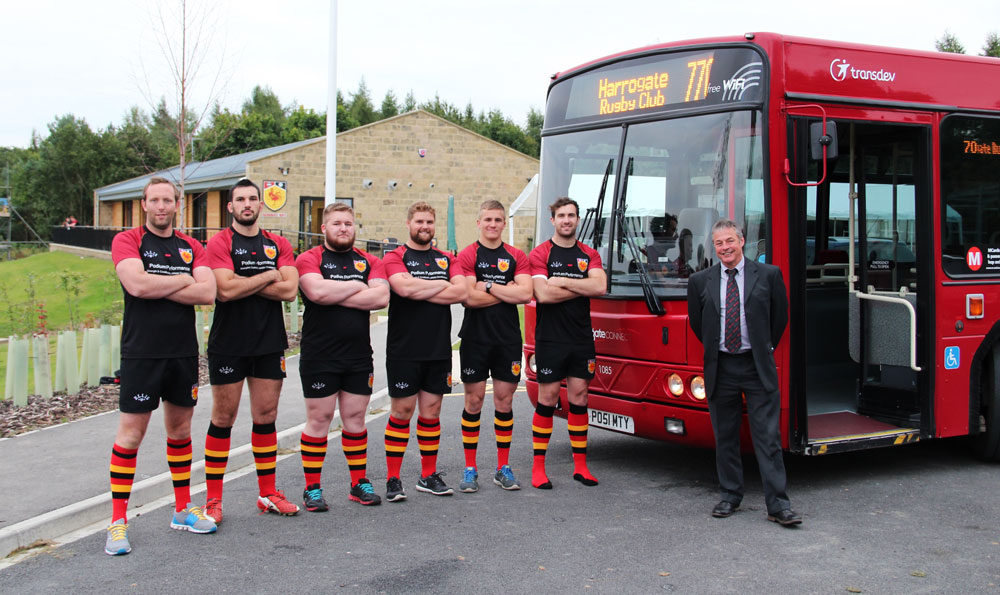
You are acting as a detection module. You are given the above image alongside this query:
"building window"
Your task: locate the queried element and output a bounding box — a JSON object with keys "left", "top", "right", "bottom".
{"left": 122, "top": 200, "right": 133, "bottom": 227}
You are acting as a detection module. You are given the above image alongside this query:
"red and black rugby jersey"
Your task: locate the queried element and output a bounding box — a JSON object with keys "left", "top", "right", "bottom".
{"left": 456, "top": 241, "right": 529, "bottom": 345}
{"left": 383, "top": 245, "right": 461, "bottom": 361}
{"left": 528, "top": 239, "right": 603, "bottom": 344}
{"left": 295, "top": 245, "right": 386, "bottom": 362}
{"left": 111, "top": 226, "right": 207, "bottom": 358}
{"left": 205, "top": 227, "right": 294, "bottom": 356}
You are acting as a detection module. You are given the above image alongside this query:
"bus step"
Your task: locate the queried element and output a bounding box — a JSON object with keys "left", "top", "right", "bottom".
{"left": 806, "top": 429, "right": 920, "bottom": 455}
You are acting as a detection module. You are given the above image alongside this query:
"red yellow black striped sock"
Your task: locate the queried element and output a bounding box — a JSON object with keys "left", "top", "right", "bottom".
{"left": 167, "top": 437, "right": 193, "bottom": 511}
{"left": 204, "top": 422, "right": 231, "bottom": 501}
{"left": 300, "top": 432, "right": 328, "bottom": 487}
{"left": 109, "top": 443, "right": 137, "bottom": 522}
{"left": 495, "top": 409, "right": 514, "bottom": 468}
{"left": 568, "top": 403, "right": 598, "bottom": 486}
{"left": 341, "top": 429, "right": 368, "bottom": 485}
{"left": 461, "top": 409, "right": 481, "bottom": 468}
{"left": 384, "top": 415, "right": 410, "bottom": 479}
{"left": 531, "top": 404, "right": 555, "bottom": 489}
{"left": 252, "top": 422, "right": 278, "bottom": 496}
{"left": 416, "top": 416, "right": 441, "bottom": 477}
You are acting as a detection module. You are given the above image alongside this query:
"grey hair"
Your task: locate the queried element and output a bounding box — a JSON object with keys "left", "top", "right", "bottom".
{"left": 711, "top": 218, "right": 744, "bottom": 241}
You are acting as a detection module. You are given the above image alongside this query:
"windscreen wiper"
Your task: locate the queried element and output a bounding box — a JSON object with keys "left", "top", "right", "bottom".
{"left": 614, "top": 157, "right": 665, "bottom": 316}
{"left": 578, "top": 159, "right": 613, "bottom": 248}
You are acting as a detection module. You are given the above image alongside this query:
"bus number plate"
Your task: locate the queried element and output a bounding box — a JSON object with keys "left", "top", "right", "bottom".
{"left": 589, "top": 408, "right": 635, "bottom": 434}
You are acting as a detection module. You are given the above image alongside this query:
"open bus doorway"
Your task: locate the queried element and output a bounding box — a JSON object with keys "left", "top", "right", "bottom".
{"left": 793, "top": 118, "right": 931, "bottom": 454}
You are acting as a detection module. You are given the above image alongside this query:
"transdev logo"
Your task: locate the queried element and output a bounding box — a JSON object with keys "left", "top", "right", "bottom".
{"left": 830, "top": 58, "right": 896, "bottom": 83}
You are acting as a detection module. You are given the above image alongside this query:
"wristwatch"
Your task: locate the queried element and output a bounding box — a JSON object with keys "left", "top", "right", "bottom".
{"left": 485, "top": 282, "right": 493, "bottom": 294}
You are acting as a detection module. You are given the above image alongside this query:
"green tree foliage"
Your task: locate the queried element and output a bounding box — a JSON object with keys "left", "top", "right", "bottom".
{"left": 936, "top": 31, "right": 966, "bottom": 53}
{"left": 982, "top": 32, "right": 1000, "bottom": 57}
{"left": 403, "top": 90, "right": 417, "bottom": 112}
{"left": 348, "top": 79, "right": 378, "bottom": 126}
{"left": 380, "top": 90, "right": 400, "bottom": 119}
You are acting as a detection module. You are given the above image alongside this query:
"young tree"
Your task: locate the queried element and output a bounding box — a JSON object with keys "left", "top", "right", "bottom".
{"left": 348, "top": 79, "right": 378, "bottom": 126}
{"left": 135, "top": 0, "right": 232, "bottom": 230}
{"left": 403, "top": 90, "right": 417, "bottom": 113}
{"left": 935, "top": 30, "right": 966, "bottom": 53}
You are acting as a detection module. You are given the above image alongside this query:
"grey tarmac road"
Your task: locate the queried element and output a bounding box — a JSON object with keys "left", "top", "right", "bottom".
{"left": 2, "top": 389, "right": 998, "bottom": 594}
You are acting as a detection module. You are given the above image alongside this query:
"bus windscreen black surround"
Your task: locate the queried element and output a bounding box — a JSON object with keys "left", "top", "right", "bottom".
{"left": 546, "top": 47, "right": 764, "bottom": 129}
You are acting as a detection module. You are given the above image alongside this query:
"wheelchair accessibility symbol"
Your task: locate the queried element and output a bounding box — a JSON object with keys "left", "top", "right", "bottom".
{"left": 944, "top": 346, "right": 960, "bottom": 370}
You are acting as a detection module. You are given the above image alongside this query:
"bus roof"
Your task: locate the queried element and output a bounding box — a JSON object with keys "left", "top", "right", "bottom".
{"left": 552, "top": 32, "right": 1000, "bottom": 112}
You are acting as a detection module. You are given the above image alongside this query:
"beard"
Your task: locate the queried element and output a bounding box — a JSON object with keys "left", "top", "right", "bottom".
{"left": 326, "top": 232, "right": 355, "bottom": 251}
{"left": 148, "top": 215, "right": 172, "bottom": 232}
{"left": 409, "top": 228, "right": 433, "bottom": 247}
{"left": 233, "top": 209, "right": 259, "bottom": 226}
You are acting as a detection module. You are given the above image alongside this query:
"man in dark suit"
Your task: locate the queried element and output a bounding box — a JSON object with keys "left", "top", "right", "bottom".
{"left": 687, "top": 219, "right": 801, "bottom": 526}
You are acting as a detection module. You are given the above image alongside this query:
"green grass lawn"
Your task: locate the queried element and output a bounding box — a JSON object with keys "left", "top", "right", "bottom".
{"left": 0, "top": 251, "right": 121, "bottom": 337}
{"left": 0, "top": 251, "right": 123, "bottom": 397}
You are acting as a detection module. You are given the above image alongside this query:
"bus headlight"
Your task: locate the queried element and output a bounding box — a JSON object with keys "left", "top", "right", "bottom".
{"left": 691, "top": 376, "right": 706, "bottom": 400}
{"left": 667, "top": 373, "right": 684, "bottom": 396}
{"left": 527, "top": 354, "right": 536, "bottom": 374}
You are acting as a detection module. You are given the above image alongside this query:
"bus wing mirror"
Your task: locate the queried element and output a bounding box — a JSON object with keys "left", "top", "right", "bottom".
{"left": 810, "top": 121, "right": 838, "bottom": 161}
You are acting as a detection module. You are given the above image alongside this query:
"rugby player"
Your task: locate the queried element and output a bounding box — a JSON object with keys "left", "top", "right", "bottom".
{"left": 382, "top": 201, "right": 468, "bottom": 500}
{"left": 455, "top": 200, "right": 532, "bottom": 492}
{"left": 106, "top": 177, "right": 218, "bottom": 555}
{"left": 202, "top": 178, "right": 300, "bottom": 522}
{"left": 295, "top": 203, "right": 389, "bottom": 510}
{"left": 528, "top": 197, "right": 606, "bottom": 489}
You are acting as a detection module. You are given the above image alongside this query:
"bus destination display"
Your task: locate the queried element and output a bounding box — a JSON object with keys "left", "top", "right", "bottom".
{"left": 547, "top": 47, "right": 764, "bottom": 128}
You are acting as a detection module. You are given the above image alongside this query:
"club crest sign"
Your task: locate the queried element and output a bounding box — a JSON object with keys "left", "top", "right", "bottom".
{"left": 262, "top": 181, "right": 287, "bottom": 211}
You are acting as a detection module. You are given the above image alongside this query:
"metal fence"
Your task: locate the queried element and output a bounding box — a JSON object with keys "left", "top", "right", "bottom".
{"left": 51, "top": 226, "right": 403, "bottom": 258}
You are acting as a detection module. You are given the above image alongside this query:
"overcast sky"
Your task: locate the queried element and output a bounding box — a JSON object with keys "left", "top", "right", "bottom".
{"left": 2, "top": 0, "right": 997, "bottom": 148}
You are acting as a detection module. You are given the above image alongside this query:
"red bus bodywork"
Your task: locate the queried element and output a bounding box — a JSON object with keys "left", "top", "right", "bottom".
{"left": 525, "top": 33, "right": 1000, "bottom": 456}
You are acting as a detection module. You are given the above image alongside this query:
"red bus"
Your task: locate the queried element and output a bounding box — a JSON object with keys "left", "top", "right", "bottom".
{"left": 523, "top": 32, "right": 1000, "bottom": 460}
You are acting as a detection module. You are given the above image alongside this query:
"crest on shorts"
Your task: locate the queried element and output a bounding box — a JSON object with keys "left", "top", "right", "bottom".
{"left": 587, "top": 359, "right": 596, "bottom": 374}
{"left": 354, "top": 259, "right": 368, "bottom": 273}
{"left": 280, "top": 356, "right": 286, "bottom": 373}
{"left": 191, "top": 385, "right": 199, "bottom": 401}
{"left": 436, "top": 257, "right": 449, "bottom": 270}
{"left": 178, "top": 247, "right": 193, "bottom": 264}
{"left": 511, "top": 361, "right": 522, "bottom": 376}
{"left": 446, "top": 373, "right": 453, "bottom": 386}
{"left": 577, "top": 258, "right": 589, "bottom": 273}
{"left": 368, "top": 373, "right": 374, "bottom": 389}
{"left": 263, "top": 244, "right": 277, "bottom": 259}
{"left": 497, "top": 258, "right": 510, "bottom": 273}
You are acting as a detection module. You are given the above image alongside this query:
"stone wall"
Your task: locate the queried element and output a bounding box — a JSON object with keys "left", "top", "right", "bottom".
{"left": 245, "top": 111, "right": 539, "bottom": 253}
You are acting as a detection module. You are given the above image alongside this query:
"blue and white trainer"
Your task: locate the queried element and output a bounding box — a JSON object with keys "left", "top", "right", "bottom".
{"left": 458, "top": 466, "right": 479, "bottom": 493}
{"left": 170, "top": 503, "right": 218, "bottom": 534}
{"left": 493, "top": 465, "right": 521, "bottom": 490}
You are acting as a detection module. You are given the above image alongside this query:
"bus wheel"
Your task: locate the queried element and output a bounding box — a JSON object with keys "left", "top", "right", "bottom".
{"left": 971, "top": 348, "right": 1000, "bottom": 461}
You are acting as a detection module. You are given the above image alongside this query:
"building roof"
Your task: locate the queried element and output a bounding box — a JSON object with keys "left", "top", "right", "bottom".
{"left": 96, "top": 109, "right": 538, "bottom": 202}
{"left": 95, "top": 136, "right": 324, "bottom": 202}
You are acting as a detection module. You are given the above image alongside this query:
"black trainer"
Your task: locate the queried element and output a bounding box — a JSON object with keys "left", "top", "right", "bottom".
{"left": 416, "top": 471, "right": 454, "bottom": 496}
{"left": 385, "top": 476, "right": 407, "bottom": 502}
{"left": 303, "top": 483, "right": 329, "bottom": 512}
{"left": 349, "top": 478, "right": 382, "bottom": 506}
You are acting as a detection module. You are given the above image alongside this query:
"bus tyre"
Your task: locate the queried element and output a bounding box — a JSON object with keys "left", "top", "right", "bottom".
{"left": 972, "top": 348, "right": 1000, "bottom": 461}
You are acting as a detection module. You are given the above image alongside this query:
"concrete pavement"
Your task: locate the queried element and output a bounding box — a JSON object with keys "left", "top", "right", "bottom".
{"left": 0, "top": 305, "right": 467, "bottom": 559}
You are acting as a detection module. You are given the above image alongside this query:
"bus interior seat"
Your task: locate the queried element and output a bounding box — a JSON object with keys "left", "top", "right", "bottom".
{"left": 677, "top": 207, "right": 719, "bottom": 270}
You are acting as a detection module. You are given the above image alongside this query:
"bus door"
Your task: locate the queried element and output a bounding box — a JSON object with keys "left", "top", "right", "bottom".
{"left": 793, "top": 118, "right": 930, "bottom": 454}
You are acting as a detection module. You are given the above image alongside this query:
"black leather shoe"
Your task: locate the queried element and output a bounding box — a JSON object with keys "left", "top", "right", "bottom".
{"left": 711, "top": 501, "right": 739, "bottom": 518}
{"left": 767, "top": 509, "right": 802, "bottom": 526}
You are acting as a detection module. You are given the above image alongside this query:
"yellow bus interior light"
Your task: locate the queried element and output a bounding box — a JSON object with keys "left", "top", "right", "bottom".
{"left": 691, "top": 376, "right": 706, "bottom": 400}
{"left": 967, "top": 294, "right": 984, "bottom": 319}
{"left": 667, "top": 373, "right": 684, "bottom": 396}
